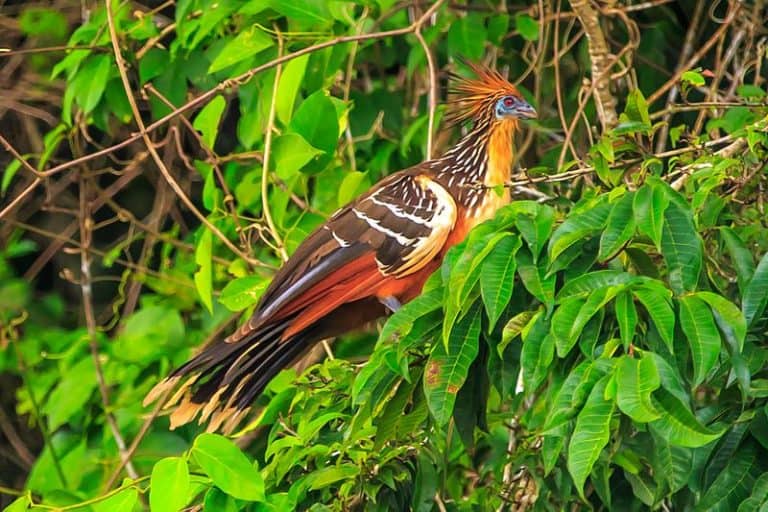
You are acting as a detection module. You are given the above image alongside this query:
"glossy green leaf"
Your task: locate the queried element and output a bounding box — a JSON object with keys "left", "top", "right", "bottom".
{"left": 615, "top": 290, "right": 638, "bottom": 350}
{"left": 616, "top": 354, "right": 661, "bottom": 422}
{"left": 208, "top": 26, "right": 273, "bottom": 73}
{"left": 264, "top": 0, "right": 332, "bottom": 25}
{"left": 447, "top": 14, "right": 486, "bottom": 59}
{"left": 514, "top": 12, "right": 539, "bottom": 41}
{"left": 193, "top": 95, "right": 226, "bottom": 149}
{"left": 75, "top": 55, "right": 112, "bottom": 114}
{"left": 661, "top": 198, "right": 702, "bottom": 294}
{"left": 558, "top": 270, "right": 634, "bottom": 299}
{"left": 276, "top": 54, "right": 309, "bottom": 124}
{"left": 652, "top": 429, "right": 692, "bottom": 494}
{"left": 633, "top": 287, "right": 675, "bottom": 353}
{"left": 568, "top": 375, "right": 615, "bottom": 498}
{"left": 516, "top": 247, "right": 555, "bottom": 307}
{"left": 633, "top": 183, "right": 668, "bottom": 249}
{"left": 94, "top": 488, "right": 140, "bottom": 512}
{"left": 443, "top": 231, "right": 509, "bottom": 345}
{"left": 549, "top": 199, "right": 611, "bottom": 262}
{"left": 337, "top": 171, "right": 368, "bottom": 207}
{"left": 192, "top": 433, "right": 265, "bottom": 501}
{"left": 288, "top": 91, "right": 339, "bottom": 173}
{"left": 521, "top": 311, "right": 554, "bottom": 391}
{"left": 679, "top": 295, "right": 721, "bottom": 385}
{"left": 544, "top": 360, "right": 609, "bottom": 432}
{"left": 696, "top": 445, "right": 759, "bottom": 511}
{"left": 650, "top": 388, "right": 723, "bottom": 447}
{"left": 150, "top": 457, "right": 190, "bottom": 512}
{"left": 480, "top": 235, "right": 521, "bottom": 330}
{"left": 514, "top": 203, "right": 554, "bottom": 259}
{"left": 696, "top": 291, "right": 746, "bottom": 353}
{"left": 194, "top": 229, "right": 214, "bottom": 314}
{"left": 272, "top": 133, "right": 324, "bottom": 180}
{"left": 743, "top": 251, "right": 768, "bottom": 326}
{"left": 44, "top": 356, "right": 96, "bottom": 430}
{"left": 720, "top": 227, "right": 755, "bottom": 294}
{"left": 303, "top": 464, "right": 359, "bottom": 491}
{"left": 424, "top": 305, "right": 481, "bottom": 426}
{"left": 499, "top": 310, "right": 536, "bottom": 356}
{"left": 553, "top": 286, "right": 619, "bottom": 357}
{"left": 219, "top": 276, "right": 268, "bottom": 312}
{"left": 599, "top": 192, "right": 636, "bottom": 261}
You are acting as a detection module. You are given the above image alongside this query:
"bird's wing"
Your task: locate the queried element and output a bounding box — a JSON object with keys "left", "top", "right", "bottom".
{"left": 228, "top": 171, "right": 457, "bottom": 342}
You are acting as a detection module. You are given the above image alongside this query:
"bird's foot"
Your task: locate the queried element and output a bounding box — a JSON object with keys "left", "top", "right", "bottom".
{"left": 379, "top": 296, "right": 402, "bottom": 313}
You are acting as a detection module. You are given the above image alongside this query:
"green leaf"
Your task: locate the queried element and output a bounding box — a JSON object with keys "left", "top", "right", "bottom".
{"left": 516, "top": 247, "right": 555, "bottom": 307}
{"left": 599, "top": 192, "right": 636, "bottom": 261}
{"left": 558, "top": 270, "right": 634, "bottom": 299}
{"left": 720, "top": 227, "right": 755, "bottom": 294}
{"left": 652, "top": 428, "right": 692, "bottom": 494}
{"left": 150, "top": 457, "right": 190, "bottom": 512}
{"left": 480, "top": 235, "right": 521, "bottom": 330}
{"left": 276, "top": 54, "right": 309, "bottom": 124}
{"left": 514, "top": 13, "right": 539, "bottom": 41}
{"left": 650, "top": 388, "right": 723, "bottom": 447}
{"left": 192, "top": 433, "right": 265, "bottom": 501}
{"left": 567, "top": 375, "right": 615, "bottom": 498}
{"left": 424, "top": 305, "right": 481, "bottom": 426}
{"left": 661, "top": 198, "right": 702, "bottom": 294}
{"left": 193, "top": 95, "right": 226, "bottom": 149}
{"left": 679, "top": 295, "right": 721, "bottom": 385}
{"left": 616, "top": 354, "right": 661, "bottom": 422}
{"left": 514, "top": 203, "right": 554, "bottom": 259}
{"left": 633, "top": 287, "right": 675, "bottom": 353}
{"left": 75, "top": 55, "right": 112, "bottom": 114}
{"left": 272, "top": 133, "right": 324, "bottom": 180}
{"left": 94, "top": 487, "right": 139, "bottom": 512}
{"left": 695, "top": 291, "right": 746, "bottom": 353}
{"left": 681, "top": 69, "right": 706, "bottom": 86}
{"left": 544, "top": 360, "right": 609, "bottom": 432}
{"left": 447, "top": 14, "right": 487, "bottom": 60}
{"left": 208, "top": 26, "right": 273, "bottom": 73}
{"left": 548, "top": 199, "right": 611, "bottom": 262}
{"left": 219, "top": 276, "right": 268, "bottom": 312}
{"left": 623, "top": 89, "right": 651, "bottom": 127}
{"left": 302, "top": 464, "right": 360, "bottom": 491}
{"left": 337, "top": 171, "right": 368, "bottom": 207}
{"left": 4, "top": 496, "right": 31, "bottom": 512}
{"left": 2, "top": 158, "right": 23, "bottom": 196}
{"left": 553, "top": 286, "right": 619, "bottom": 357}
{"left": 44, "top": 357, "right": 97, "bottom": 430}
{"left": 194, "top": 229, "right": 214, "bottom": 314}
{"left": 696, "top": 445, "right": 759, "bottom": 511}
{"left": 743, "top": 251, "right": 768, "bottom": 326}
{"left": 288, "top": 91, "right": 339, "bottom": 173}
{"left": 633, "top": 183, "right": 668, "bottom": 249}
{"left": 615, "top": 291, "right": 638, "bottom": 350}
{"left": 264, "top": 0, "right": 332, "bottom": 25}
{"left": 443, "top": 231, "right": 510, "bottom": 345}
{"left": 498, "top": 310, "right": 535, "bottom": 356}
{"left": 521, "top": 311, "right": 555, "bottom": 392}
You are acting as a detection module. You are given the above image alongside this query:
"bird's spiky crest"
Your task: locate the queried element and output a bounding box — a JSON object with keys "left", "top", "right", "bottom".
{"left": 446, "top": 61, "right": 521, "bottom": 126}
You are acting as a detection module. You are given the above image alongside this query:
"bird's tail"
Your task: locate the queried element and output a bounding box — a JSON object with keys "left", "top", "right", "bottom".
{"left": 144, "top": 298, "right": 386, "bottom": 433}
{"left": 144, "top": 316, "right": 315, "bottom": 433}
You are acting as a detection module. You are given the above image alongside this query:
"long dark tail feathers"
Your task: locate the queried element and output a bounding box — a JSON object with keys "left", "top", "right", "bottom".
{"left": 143, "top": 318, "right": 313, "bottom": 433}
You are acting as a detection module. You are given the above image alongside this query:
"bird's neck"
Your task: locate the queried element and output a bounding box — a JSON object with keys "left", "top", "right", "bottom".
{"left": 434, "top": 118, "right": 517, "bottom": 208}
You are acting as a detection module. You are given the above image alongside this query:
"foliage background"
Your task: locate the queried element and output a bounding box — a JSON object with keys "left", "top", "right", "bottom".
{"left": 1, "top": 0, "right": 767, "bottom": 510}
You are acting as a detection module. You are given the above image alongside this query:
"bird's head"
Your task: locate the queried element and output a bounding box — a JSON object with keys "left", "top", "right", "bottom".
{"left": 448, "top": 61, "right": 537, "bottom": 126}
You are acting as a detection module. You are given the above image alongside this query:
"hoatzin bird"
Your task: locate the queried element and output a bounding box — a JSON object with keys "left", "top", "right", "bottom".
{"left": 145, "top": 62, "right": 536, "bottom": 432}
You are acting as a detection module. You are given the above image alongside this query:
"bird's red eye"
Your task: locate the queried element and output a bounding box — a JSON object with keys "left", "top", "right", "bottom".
{"left": 503, "top": 97, "right": 515, "bottom": 107}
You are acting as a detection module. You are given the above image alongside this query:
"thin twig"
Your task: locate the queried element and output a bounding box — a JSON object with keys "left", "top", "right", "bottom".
{"left": 261, "top": 28, "right": 288, "bottom": 262}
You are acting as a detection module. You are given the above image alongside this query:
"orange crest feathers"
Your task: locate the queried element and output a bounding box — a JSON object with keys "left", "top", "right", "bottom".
{"left": 447, "top": 61, "right": 521, "bottom": 125}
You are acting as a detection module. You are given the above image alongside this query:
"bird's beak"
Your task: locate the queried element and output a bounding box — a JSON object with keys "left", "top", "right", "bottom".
{"left": 516, "top": 100, "right": 537, "bottom": 119}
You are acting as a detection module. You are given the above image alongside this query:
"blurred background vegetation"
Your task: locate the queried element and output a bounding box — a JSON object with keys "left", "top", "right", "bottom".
{"left": 1, "top": 0, "right": 767, "bottom": 510}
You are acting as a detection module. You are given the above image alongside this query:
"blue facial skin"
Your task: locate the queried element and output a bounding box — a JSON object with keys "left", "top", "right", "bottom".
{"left": 495, "top": 95, "right": 537, "bottom": 120}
